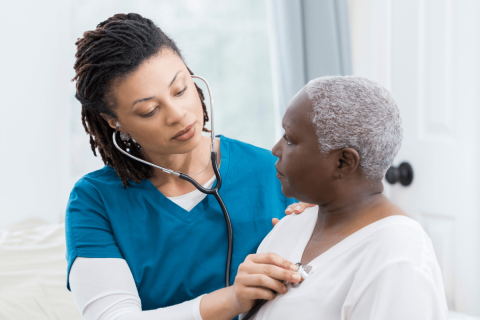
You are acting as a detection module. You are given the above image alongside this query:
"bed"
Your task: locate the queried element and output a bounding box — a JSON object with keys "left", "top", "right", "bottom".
{"left": 0, "top": 218, "right": 81, "bottom": 319}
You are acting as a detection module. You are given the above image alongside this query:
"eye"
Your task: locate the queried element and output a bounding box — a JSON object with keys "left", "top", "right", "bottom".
{"left": 141, "top": 107, "right": 157, "bottom": 118}
{"left": 283, "top": 134, "right": 292, "bottom": 146}
{"left": 175, "top": 86, "right": 187, "bottom": 97}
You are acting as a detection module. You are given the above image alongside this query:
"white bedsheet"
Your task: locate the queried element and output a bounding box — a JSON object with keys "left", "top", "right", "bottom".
{"left": 0, "top": 218, "right": 81, "bottom": 320}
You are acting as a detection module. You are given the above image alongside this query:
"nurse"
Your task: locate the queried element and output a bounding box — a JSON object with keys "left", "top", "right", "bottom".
{"left": 66, "top": 13, "right": 309, "bottom": 320}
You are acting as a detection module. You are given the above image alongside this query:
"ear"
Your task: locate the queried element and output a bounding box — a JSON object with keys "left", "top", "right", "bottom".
{"left": 334, "top": 148, "right": 360, "bottom": 179}
{"left": 100, "top": 113, "right": 119, "bottom": 131}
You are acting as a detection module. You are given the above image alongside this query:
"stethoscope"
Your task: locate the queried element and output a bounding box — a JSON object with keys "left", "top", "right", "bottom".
{"left": 112, "top": 75, "right": 233, "bottom": 288}
{"left": 242, "top": 262, "right": 312, "bottom": 320}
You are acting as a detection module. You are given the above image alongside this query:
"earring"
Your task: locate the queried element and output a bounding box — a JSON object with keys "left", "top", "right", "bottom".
{"left": 116, "top": 121, "right": 132, "bottom": 142}
{"left": 120, "top": 131, "right": 132, "bottom": 142}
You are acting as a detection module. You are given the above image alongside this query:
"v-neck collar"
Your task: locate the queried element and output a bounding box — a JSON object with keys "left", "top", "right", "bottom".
{"left": 289, "top": 213, "right": 418, "bottom": 273}
{"left": 143, "top": 135, "right": 231, "bottom": 223}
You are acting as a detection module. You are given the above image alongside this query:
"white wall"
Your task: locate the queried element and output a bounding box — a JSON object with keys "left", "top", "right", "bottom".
{"left": 0, "top": 0, "right": 72, "bottom": 228}
{"left": 0, "top": 0, "right": 276, "bottom": 228}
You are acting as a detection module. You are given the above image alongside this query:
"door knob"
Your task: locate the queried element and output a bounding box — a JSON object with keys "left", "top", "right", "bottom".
{"left": 385, "top": 162, "right": 414, "bottom": 186}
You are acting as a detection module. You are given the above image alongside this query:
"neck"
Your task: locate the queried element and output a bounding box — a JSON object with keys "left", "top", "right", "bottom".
{"left": 142, "top": 135, "right": 213, "bottom": 184}
{"left": 314, "top": 182, "right": 386, "bottom": 234}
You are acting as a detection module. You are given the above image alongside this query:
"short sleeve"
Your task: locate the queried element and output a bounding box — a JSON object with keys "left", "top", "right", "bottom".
{"left": 65, "top": 178, "right": 124, "bottom": 291}
{"left": 349, "top": 262, "right": 448, "bottom": 320}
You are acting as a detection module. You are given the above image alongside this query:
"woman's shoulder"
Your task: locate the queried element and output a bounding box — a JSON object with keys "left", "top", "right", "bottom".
{"left": 77, "top": 165, "right": 119, "bottom": 182}
{"left": 358, "top": 216, "right": 436, "bottom": 269}
{"left": 354, "top": 216, "right": 446, "bottom": 309}
{"left": 274, "top": 207, "right": 318, "bottom": 233}
{"left": 257, "top": 207, "right": 318, "bottom": 255}
{"left": 72, "top": 166, "right": 123, "bottom": 192}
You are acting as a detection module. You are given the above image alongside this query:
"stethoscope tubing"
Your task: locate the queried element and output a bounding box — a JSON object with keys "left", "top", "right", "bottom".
{"left": 243, "top": 300, "right": 267, "bottom": 320}
{"left": 111, "top": 74, "right": 233, "bottom": 287}
{"left": 177, "top": 151, "right": 233, "bottom": 287}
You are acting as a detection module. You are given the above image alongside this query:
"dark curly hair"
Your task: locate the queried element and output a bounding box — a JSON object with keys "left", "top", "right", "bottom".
{"left": 72, "top": 13, "right": 209, "bottom": 188}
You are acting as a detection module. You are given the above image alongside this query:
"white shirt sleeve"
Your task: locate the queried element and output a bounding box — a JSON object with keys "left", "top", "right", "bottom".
{"left": 349, "top": 261, "right": 448, "bottom": 320}
{"left": 69, "top": 257, "right": 204, "bottom": 320}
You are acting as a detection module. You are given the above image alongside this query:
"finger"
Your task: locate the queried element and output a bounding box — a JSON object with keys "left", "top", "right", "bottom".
{"left": 242, "top": 274, "right": 287, "bottom": 294}
{"left": 248, "top": 253, "right": 297, "bottom": 271}
{"left": 272, "top": 218, "right": 280, "bottom": 227}
{"left": 246, "top": 263, "right": 302, "bottom": 283}
{"left": 239, "top": 287, "right": 277, "bottom": 301}
{"left": 285, "top": 205, "right": 294, "bottom": 215}
{"left": 291, "top": 204, "right": 303, "bottom": 214}
{"left": 243, "top": 256, "right": 301, "bottom": 283}
{"left": 285, "top": 202, "right": 306, "bottom": 214}
{"left": 292, "top": 202, "right": 315, "bottom": 214}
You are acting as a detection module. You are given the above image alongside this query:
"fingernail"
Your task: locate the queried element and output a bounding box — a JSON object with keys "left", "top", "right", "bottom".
{"left": 292, "top": 273, "right": 301, "bottom": 281}
{"left": 290, "top": 264, "right": 298, "bottom": 271}
{"left": 295, "top": 206, "right": 301, "bottom": 210}
{"left": 286, "top": 208, "right": 292, "bottom": 212}
{"left": 283, "top": 286, "right": 287, "bottom": 292}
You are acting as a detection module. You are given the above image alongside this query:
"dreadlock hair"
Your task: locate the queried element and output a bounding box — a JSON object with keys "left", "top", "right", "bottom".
{"left": 72, "top": 13, "right": 210, "bottom": 188}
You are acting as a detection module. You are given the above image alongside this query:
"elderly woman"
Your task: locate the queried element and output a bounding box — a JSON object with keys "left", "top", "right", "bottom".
{"left": 239, "top": 76, "right": 448, "bottom": 319}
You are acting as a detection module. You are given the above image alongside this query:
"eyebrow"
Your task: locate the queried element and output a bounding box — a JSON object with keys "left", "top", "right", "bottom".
{"left": 168, "top": 70, "right": 181, "bottom": 88}
{"left": 132, "top": 96, "right": 154, "bottom": 108}
{"left": 131, "top": 70, "right": 182, "bottom": 108}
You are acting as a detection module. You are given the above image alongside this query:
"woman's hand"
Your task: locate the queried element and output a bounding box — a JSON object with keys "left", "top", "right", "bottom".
{"left": 229, "top": 252, "right": 301, "bottom": 314}
{"left": 272, "top": 202, "right": 316, "bottom": 227}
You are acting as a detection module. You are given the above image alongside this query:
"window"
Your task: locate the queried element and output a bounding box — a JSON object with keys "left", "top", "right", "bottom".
{"left": 70, "top": 0, "right": 276, "bottom": 183}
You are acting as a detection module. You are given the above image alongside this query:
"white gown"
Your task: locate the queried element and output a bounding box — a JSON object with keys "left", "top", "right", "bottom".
{"left": 241, "top": 207, "right": 448, "bottom": 320}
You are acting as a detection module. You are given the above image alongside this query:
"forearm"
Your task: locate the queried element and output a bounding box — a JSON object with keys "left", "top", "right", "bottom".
{"left": 199, "top": 287, "right": 240, "bottom": 320}
{"left": 116, "top": 296, "right": 204, "bottom": 320}
{"left": 70, "top": 257, "right": 206, "bottom": 320}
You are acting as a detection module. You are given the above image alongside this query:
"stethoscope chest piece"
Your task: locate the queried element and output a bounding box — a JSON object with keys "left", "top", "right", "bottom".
{"left": 242, "top": 262, "right": 313, "bottom": 320}
{"left": 289, "top": 262, "right": 312, "bottom": 288}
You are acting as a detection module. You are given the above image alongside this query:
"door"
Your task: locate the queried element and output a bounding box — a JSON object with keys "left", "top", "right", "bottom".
{"left": 350, "top": 0, "right": 480, "bottom": 316}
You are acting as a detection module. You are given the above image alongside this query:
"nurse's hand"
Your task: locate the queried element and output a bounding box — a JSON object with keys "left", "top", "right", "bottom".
{"left": 229, "top": 252, "right": 301, "bottom": 313}
{"left": 285, "top": 202, "right": 316, "bottom": 215}
{"left": 272, "top": 202, "right": 316, "bottom": 227}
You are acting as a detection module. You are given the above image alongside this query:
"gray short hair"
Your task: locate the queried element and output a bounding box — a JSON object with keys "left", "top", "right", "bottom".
{"left": 305, "top": 76, "right": 402, "bottom": 181}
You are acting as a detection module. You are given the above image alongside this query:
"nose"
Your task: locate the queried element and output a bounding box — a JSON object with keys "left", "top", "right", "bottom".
{"left": 164, "top": 100, "right": 187, "bottom": 126}
{"left": 272, "top": 137, "right": 283, "bottom": 158}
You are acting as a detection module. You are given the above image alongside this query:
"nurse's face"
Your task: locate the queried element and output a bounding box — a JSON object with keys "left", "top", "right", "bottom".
{"left": 271, "top": 88, "right": 338, "bottom": 204}
{"left": 104, "top": 49, "right": 205, "bottom": 155}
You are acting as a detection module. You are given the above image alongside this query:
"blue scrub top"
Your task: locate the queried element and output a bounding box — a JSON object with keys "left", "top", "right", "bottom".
{"left": 65, "top": 135, "right": 295, "bottom": 310}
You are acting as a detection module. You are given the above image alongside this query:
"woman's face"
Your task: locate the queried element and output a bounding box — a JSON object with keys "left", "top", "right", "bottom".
{"left": 108, "top": 49, "right": 205, "bottom": 156}
{"left": 272, "top": 88, "right": 337, "bottom": 204}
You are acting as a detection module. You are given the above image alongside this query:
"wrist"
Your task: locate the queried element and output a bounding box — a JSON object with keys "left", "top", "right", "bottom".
{"left": 224, "top": 285, "right": 243, "bottom": 315}
{"left": 200, "top": 287, "right": 241, "bottom": 320}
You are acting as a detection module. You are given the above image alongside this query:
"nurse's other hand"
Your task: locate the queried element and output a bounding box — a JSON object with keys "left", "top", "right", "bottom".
{"left": 285, "top": 202, "right": 315, "bottom": 215}
{"left": 272, "top": 202, "right": 316, "bottom": 226}
{"left": 229, "top": 252, "right": 301, "bottom": 314}
{"left": 272, "top": 218, "right": 281, "bottom": 227}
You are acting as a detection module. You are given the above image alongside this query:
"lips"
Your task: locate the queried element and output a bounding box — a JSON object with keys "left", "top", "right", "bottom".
{"left": 275, "top": 165, "right": 285, "bottom": 177}
{"left": 172, "top": 123, "right": 195, "bottom": 140}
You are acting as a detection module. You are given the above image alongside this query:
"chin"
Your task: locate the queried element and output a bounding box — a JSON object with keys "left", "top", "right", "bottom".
{"left": 183, "top": 131, "right": 203, "bottom": 152}
{"left": 279, "top": 180, "right": 309, "bottom": 202}
{"left": 279, "top": 182, "right": 294, "bottom": 198}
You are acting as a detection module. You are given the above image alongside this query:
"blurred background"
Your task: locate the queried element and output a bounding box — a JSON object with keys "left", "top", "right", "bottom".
{"left": 1, "top": 0, "right": 479, "bottom": 319}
